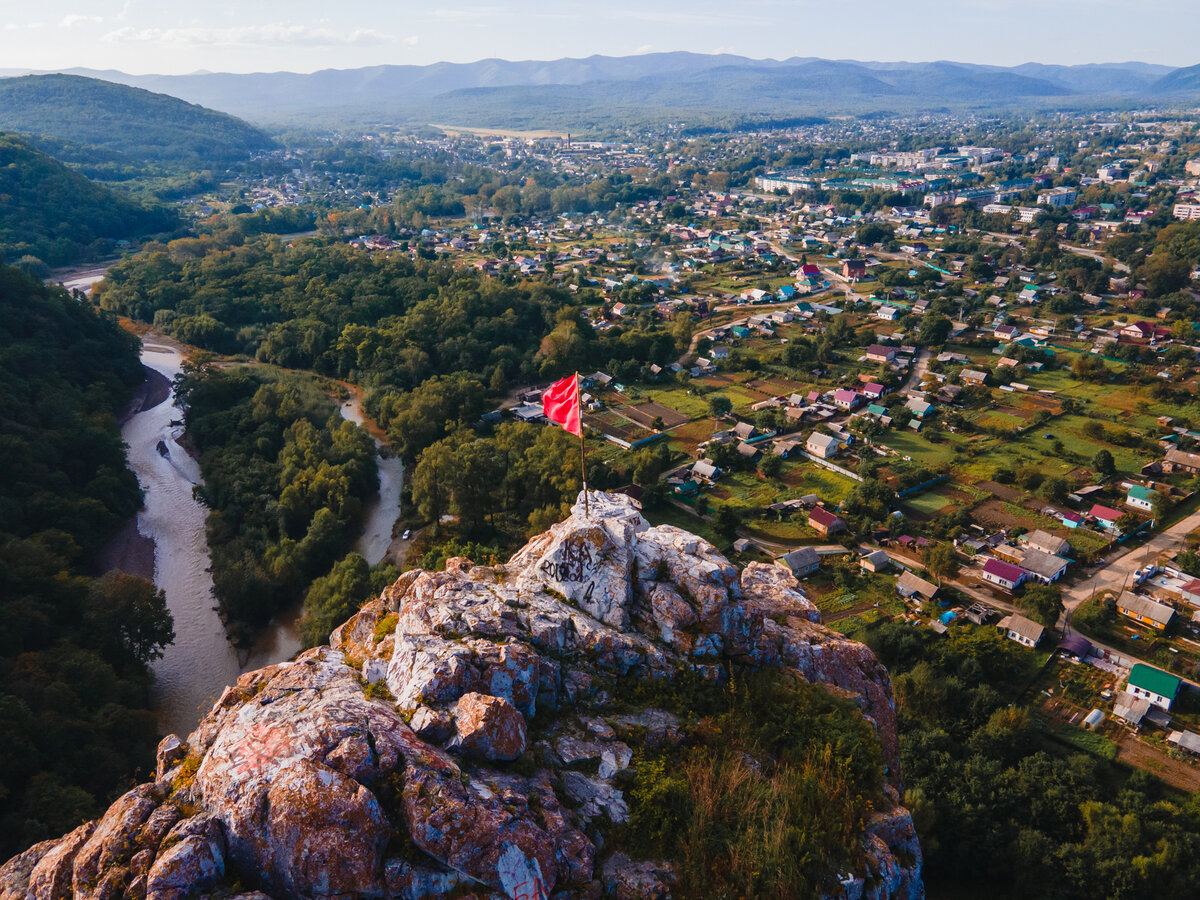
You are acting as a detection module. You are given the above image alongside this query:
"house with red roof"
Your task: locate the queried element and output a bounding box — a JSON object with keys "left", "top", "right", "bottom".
{"left": 832, "top": 389, "right": 862, "bottom": 410}
{"left": 808, "top": 506, "right": 846, "bottom": 536}
{"left": 1090, "top": 504, "right": 1124, "bottom": 533}
{"left": 1179, "top": 579, "right": 1200, "bottom": 607}
{"left": 982, "top": 558, "right": 1029, "bottom": 592}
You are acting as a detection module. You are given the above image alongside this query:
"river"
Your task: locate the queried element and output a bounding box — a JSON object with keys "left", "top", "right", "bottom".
{"left": 339, "top": 395, "right": 405, "bottom": 566}
{"left": 62, "top": 267, "right": 403, "bottom": 736}
{"left": 123, "top": 345, "right": 303, "bottom": 737}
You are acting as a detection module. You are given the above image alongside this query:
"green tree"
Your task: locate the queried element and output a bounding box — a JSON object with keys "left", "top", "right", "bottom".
{"left": 1020, "top": 584, "right": 1064, "bottom": 628}
{"left": 708, "top": 395, "right": 733, "bottom": 418}
{"left": 1092, "top": 449, "right": 1116, "bottom": 478}
{"left": 299, "top": 553, "right": 372, "bottom": 648}
{"left": 84, "top": 572, "right": 175, "bottom": 666}
{"left": 924, "top": 543, "right": 961, "bottom": 584}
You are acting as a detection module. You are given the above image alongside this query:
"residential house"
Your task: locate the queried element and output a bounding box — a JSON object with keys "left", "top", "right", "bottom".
{"left": 905, "top": 397, "right": 934, "bottom": 418}
{"left": 1020, "top": 529, "right": 1070, "bottom": 557}
{"left": 994, "top": 324, "right": 1019, "bottom": 341}
{"left": 1179, "top": 579, "right": 1200, "bottom": 607}
{"left": 1163, "top": 448, "right": 1200, "bottom": 475}
{"left": 896, "top": 570, "right": 939, "bottom": 602}
{"left": 876, "top": 305, "right": 901, "bottom": 321}
{"left": 860, "top": 549, "right": 891, "bottom": 572}
{"left": 1124, "top": 663, "right": 1182, "bottom": 710}
{"left": 806, "top": 432, "right": 843, "bottom": 459}
{"left": 842, "top": 259, "right": 867, "bottom": 281}
{"left": 1116, "top": 591, "right": 1175, "bottom": 630}
{"left": 866, "top": 344, "right": 897, "bottom": 364}
{"left": 997, "top": 613, "right": 1045, "bottom": 647}
{"left": 1090, "top": 504, "right": 1124, "bottom": 533}
{"left": 777, "top": 546, "right": 821, "bottom": 577}
{"left": 1018, "top": 547, "right": 1069, "bottom": 584}
{"left": 832, "top": 389, "right": 862, "bottom": 410}
{"left": 982, "top": 558, "right": 1029, "bottom": 591}
{"left": 732, "top": 422, "right": 758, "bottom": 442}
{"left": 862, "top": 383, "right": 887, "bottom": 401}
{"left": 960, "top": 369, "right": 989, "bottom": 385}
{"left": 736, "top": 441, "right": 761, "bottom": 461}
{"left": 692, "top": 459, "right": 720, "bottom": 481}
{"left": 1167, "top": 731, "right": 1200, "bottom": 755}
{"left": 770, "top": 438, "right": 803, "bottom": 459}
{"left": 808, "top": 506, "right": 846, "bottom": 536}
{"left": 1126, "top": 484, "right": 1155, "bottom": 512}
{"left": 1114, "top": 695, "right": 1152, "bottom": 727}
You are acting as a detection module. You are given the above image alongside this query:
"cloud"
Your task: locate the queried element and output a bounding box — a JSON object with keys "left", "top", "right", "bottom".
{"left": 101, "top": 23, "right": 398, "bottom": 48}
{"left": 60, "top": 15, "right": 103, "bottom": 28}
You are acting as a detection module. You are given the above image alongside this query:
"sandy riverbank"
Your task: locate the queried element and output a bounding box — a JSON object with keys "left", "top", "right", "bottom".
{"left": 95, "top": 363, "right": 174, "bottom": 578}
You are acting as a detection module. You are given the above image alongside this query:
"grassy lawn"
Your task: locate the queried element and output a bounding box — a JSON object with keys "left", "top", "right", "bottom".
{"left": 779, "top": 462, "right": 858, "bottom": 504}
{"left": 904, "top": 488, "right": 955, "bottom": 516}
{"left": 878, "top": 429, "right": 962, "bottom": 467}
{"left": 1039, "top": 715, "right": 1120, "bottom": 761}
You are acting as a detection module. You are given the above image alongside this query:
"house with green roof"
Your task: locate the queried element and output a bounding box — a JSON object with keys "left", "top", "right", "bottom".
{"left": 1125, "top": 484, "right": 1154, "bottom": 513}
{"left": 1124, "top": 663, "right": 1182, "bottom": 710}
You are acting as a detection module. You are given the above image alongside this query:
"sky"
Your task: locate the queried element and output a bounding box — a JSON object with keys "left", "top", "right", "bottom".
{"left": 2, "top": 0, "right": 1197, "bottom": 75}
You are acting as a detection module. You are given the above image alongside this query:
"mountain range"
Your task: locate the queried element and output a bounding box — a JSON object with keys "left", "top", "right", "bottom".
{"left": 0, "top": 74, "right": 275, "bottom": 168}
{"left": 2, "top": 54, "right": 1198, "bottom": 131}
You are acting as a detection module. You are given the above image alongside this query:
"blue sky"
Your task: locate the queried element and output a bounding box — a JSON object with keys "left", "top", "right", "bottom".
{"left": 2, "top": 0, "right": 1197, "bottom": 74}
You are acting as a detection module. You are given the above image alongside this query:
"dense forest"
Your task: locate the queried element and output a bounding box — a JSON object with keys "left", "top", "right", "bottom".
{"left": 865, "top": 620, "right": 1200, "bottom": 898}
{"left": 0, "top": 264, "right": 174, "bottom": 858}
{"left": 93, "top": 235, "right": 688, "bottom": 461}
{"left": 0, "top": 134, "right": 178, "bottom": 268}
{"left": 173, "top": 358, "right": 378, "bottom": 643}
{"left": 0, "top": 75, "right": 275, "bottom": 170}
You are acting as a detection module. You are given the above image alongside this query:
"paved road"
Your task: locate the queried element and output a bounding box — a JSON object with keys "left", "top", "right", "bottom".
{"left": 1060, "top": 509, "right": 1200, "bottom": 619}
{"left": 899, "top": 347, "right": 933, "bottom": 395}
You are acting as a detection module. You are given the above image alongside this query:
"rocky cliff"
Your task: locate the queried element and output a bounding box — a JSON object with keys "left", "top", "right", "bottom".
{"left": 0, "top": 492, "right": 923, "bottom": 900}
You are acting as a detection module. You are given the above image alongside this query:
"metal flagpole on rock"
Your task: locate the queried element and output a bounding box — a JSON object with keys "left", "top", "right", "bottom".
{"left": 577, "top": 372, "right": 588, "bottom": 518}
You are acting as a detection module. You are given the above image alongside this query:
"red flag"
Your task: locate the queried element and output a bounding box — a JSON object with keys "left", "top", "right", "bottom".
{"left": 541, "top": 373, "right": 581, "bottom": 437}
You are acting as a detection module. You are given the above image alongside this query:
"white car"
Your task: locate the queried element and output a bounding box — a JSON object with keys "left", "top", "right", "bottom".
{"left": 402, "top": 529, "right": 412, "bottom": 541}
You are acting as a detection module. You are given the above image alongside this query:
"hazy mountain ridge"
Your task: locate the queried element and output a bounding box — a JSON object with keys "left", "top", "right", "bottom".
{"left": 1, "top": 53, "right": 1196, "bottom": 130}
{"left": 0, "top": 74, "right": 276, "bottom": 167}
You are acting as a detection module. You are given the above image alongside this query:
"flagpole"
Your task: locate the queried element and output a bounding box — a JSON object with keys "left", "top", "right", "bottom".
{"left": 577, "top": 372, "right": 588, "bottom": 518}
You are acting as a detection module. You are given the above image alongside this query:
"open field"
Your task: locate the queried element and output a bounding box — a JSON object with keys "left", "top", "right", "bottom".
{"left": 621, "top": 400, "right": 689, "bottom": 429}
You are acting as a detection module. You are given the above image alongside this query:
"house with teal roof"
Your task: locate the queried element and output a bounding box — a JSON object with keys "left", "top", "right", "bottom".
{"left": 1125, "top": 663, "right": 1182, "bottom": 711}
{"left": 1126, "top": 484, "right": 1154, "bottom": 513}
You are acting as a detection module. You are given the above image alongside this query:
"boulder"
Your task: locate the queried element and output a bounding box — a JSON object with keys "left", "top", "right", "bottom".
{"left": 26, "top": 822, "right": 95, "bottom": 900}
{"left": 145, "top": 815, "right": 226, "bottom": 900}
{"left": 0, "top": 837, "right": 61, "bottom": 900}
{"left": 453, "top": 693, "right": 527, "bottom": 761}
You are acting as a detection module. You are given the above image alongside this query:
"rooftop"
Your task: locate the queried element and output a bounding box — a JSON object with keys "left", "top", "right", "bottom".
{"left": 1127, "top": 663, "right": 1182, "bottom": 699}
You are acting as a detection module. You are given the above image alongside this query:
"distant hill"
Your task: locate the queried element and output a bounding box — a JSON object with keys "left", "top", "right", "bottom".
{"left": 1151, "top": 63, "right": 1200, "bottom": 93}
{"left": 11, "top": 54, "right": 1197, "bottom": 130}
{"left": 0, "top": 74, "right": 275, "bottom": 168}
{"left": 0, "top": 133, "right": 177, "bottom": 267}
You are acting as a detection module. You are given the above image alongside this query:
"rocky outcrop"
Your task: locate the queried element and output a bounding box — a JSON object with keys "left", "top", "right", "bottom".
{"left": 1, "top": 491, "right": 922, "bottom": 900}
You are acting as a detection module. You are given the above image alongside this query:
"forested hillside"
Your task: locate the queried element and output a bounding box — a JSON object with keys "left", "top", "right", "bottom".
{"left": 865, "top": 620, "right": 1200, "bottom": 897}
{"left": 0, "top": 74, "right": 275, "bottom": 169}
{"left": 0, "top": 134, "right": 177, "bottom": 267}
{"left": 0, "top": 264, "right": 173, "bottom": 858}
{"left": 173, "top": 358, "right": 378, "bottom": 643}
{"left": 93, "top": 235, "right": 687, "bottom": 462}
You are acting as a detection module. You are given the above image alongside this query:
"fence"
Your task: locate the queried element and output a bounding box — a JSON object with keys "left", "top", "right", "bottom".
{"left": 794, "top": 450, "right": 864, "bottom": 482}
{"left": 896, "top": 474, "right": 950, "bottom": 499}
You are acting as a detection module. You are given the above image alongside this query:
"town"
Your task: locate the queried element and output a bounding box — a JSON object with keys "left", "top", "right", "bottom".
{"left": 220, "top": 111, "right": 1200, "bottom": 787}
